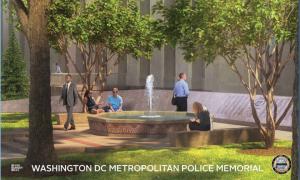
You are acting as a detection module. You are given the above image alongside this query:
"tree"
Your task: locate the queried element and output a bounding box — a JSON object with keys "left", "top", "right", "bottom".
{"left": 292, "top": 3, "right": 300, "bottom": 175}
{"left": 11, "top": 0, "right": 56, "bottom": 164}
{"left": 47, "top": 0, "right": 163, "bottom": 111}
{"left": 1, "top": 8, "right": 29, "bottom": 100}
{"left": 292, "top": 45, "right": 298, "bottom": 179}
{"left": 154, "top": 0, "right": 297, "bottom": 148}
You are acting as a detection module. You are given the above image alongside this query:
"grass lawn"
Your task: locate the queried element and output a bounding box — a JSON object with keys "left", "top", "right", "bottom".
{"left": 0, "top": 113, "right": 57, "bottom": 131}
{"left": 2, "top": 141, "right": 291, "bottom": 180}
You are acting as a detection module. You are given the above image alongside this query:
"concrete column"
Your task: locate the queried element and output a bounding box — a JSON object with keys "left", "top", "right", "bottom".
{"left": 150, "top": 48, "right": 164, "bottom": 88}
{"left": 150, "top": 0, "right": 165, "bottom": 88}
{"left": 0, "top": 1, "right": 3, "bottom": 54}
{"left": 140, "top": 57, "right": 150, "bottom": 85}
{"left": 164, "top": 0, "right": 175, "bottom": 6}
{"left": 75, "top": 47, "right": 84, "bottom": 73}
{"left": 274, "top": 43, "right": 295, "bottom": 96}
{"left": 50, "top": 49, "right": 66, "bottom": 72}
{"left": 126, "top": 55, "right": 141, "bottom": 88}
{"left": 140, "top": 0, "right": 150, "bottom": 14}
{"left": 106, "top": 54, "right": 119, "bottom": 89}
{"left": 163, "top": 0, "right": 176, "bottom": 89}
{"left": 175, "top": 46, "right": 192, "bottom": 86}
{"left": 2, "top": 3, "right": 9, "bottom": 53}
{"left": 164, "top": 45, "right": 176, "bottom": 88}
{"left": 118, "top": 56, "right": 127, "bottom": 89}
{"left": 191, "top": 59, "right": 205, "bottom": 90}
{"left": 66, "top": 44, "right": 77, "bottom": 73}
{"left": 18, "top": 34, "right": 30, "bottom": 73}
{"left": 204, "top": 56, "right": 246, "bottom": 93}
{"left": 139, "top": 0, "right": 151, "bottom": 84}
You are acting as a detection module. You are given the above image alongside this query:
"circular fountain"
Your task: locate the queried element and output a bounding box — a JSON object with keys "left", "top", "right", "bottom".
{"left": 88, "top": 111, "right": 193, "bottom": 136}
{"left": 88, "top": 74, "right": 193, "bottom": 137}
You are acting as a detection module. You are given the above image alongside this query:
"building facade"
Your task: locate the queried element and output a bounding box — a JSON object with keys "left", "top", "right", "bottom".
{"left": 1, "top": 0, "right": 294, "bottom": 96}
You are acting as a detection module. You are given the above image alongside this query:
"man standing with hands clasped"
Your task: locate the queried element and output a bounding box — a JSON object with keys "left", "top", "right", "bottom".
{"left": 60, "top": 74, "right": 78, "bottom": 131}
{"left": 173, "top": 72, "right": 190, "bottom": 111}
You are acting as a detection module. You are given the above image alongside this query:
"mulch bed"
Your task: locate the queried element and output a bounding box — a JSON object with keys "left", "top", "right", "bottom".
{"left": 239, "top": 147, "right": 291, "bottom": 156}
{"left": 2, "top": 160, "right": 93, "bottom": 178}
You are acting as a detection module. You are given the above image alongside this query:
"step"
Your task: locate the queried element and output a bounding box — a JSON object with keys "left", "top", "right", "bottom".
{"left": 13, "top": 136, "right": 67, "bottom": 146}
{"left": 53, "top": 127, "right": 91, "bottom": 136}
{"left": 1, "top": 141, "right": 27, "bottom": 155}
{"left": 54, "top": 144, "right": 86, "bottom": 154}
{"left": 2, "top": 131, "right": 28, "bottom": 142}
{"left": 54, "top": 113, "right": 90, "bottom": 125}
{"left": 2, "top": 141, "right": 87, "bottom": 155}
{"left": 13, "top": 137, "right": 28, "bottom": 146}
{"left": 53, "top": 124, "right": 90, "bottom": 130}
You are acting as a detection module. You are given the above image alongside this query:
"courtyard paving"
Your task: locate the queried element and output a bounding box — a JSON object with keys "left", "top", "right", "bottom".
{"left": 1, "top": 122, "right": 292, "bottom": 160}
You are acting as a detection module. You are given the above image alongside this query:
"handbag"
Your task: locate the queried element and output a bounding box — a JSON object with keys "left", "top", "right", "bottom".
{"left": 171, "top": 94, "right": 177, "bottom": 105}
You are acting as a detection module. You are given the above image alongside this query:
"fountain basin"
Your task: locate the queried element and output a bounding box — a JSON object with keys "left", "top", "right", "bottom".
{"left": 88, "top": 111, "right": 193, "bottom": 137}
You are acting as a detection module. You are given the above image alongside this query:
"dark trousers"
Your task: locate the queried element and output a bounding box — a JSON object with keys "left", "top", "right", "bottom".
{"left": 189, "top": 121, "right": 210, "bottom": 131}
{"left": 175, "top": 97, "right": 188, "bottom": 111}
{"left": 65, "top": 105, "right": 75, "bottom": 128}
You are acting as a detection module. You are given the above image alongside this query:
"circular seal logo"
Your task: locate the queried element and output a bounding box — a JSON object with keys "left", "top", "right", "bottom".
{"left": 272, "top": 155, "right": 291, "bottom": 174}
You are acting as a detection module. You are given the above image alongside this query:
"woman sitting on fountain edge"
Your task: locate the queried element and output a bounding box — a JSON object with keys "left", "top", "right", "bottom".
{"left": 83, "top": 90, "right": 105, "bottom": 114}
{"left": 187, "top": 102, "right": 211, "bottom": 131}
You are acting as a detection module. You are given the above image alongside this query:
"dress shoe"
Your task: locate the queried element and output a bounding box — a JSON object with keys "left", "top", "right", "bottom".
{"left": 68, "top": 126, "right": 76, "bottom": 130}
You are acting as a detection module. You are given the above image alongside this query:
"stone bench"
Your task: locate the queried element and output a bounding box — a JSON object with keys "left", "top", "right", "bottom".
{"left": 169, "top": 127, "right": 263, "bottom": 147}
{"left": 55, "top": 113, "right": 89, "bottom": 125}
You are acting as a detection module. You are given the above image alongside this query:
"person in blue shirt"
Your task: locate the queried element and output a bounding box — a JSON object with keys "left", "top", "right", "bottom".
{"left": 107, "top": 88, "right": 123, "bottom": 112}
{"left": 173, "top": 72, "right": 190, "bottom": 111}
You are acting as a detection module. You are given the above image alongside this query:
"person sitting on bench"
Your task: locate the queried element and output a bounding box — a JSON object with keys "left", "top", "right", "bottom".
{"left": 187, "top": 102, "right": 211, "bottom": 131}
{"left": 83, "top": 90, "right": 104, "bottom": 114}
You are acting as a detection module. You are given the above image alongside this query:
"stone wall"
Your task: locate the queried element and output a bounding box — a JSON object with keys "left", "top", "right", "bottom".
{"left": 169, "top": 127, "right": 263, "bottom": 147}
{"left": 1, "top": 90, "right": 292, "bottom": 129}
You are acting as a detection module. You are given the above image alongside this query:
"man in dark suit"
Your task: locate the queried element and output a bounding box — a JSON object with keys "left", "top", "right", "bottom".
{"left": 60, "top": 74, "right": 78, "bottom": 131}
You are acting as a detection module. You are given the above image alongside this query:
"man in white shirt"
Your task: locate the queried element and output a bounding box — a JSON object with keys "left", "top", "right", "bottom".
{"left": 55, "top": 62, "right": 62, "bottom": 73}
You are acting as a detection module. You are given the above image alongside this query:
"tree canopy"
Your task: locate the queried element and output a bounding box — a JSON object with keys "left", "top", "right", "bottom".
{"left": 154, "top": 0, "right": 297, "bottom": 62}
{"left": 48, "top": 0, "right": 163, "bottom": 60}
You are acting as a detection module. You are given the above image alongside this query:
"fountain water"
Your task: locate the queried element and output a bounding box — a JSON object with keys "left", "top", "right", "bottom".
{"left": 146, "top": 74, "right": 154, "bottom": 111}
{"left": 140, "top": 74, "right": 161, "bottom": 118}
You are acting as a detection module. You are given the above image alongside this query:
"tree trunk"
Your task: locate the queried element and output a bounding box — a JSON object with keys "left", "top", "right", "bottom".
{"left": 292, "top": 69, "right": 298, "bottom": 179}
{"left": 292, "top": 36, "right": 299, "bottom": 179}
{"left": 265, "top": 96, "right": 276, "bottom": 149}
{"left": 25, "top": 0, "right": 57, "bottom": 164}
{"left": 250, "top": 95, "right": 276, "bottom": 149}
{"left": 264, "top": 128, "right": 275, "bottom": 149}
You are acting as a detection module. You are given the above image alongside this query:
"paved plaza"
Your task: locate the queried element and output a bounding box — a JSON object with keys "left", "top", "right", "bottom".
{"left": 1, "top": 122, "right": 292, "bottom": 160}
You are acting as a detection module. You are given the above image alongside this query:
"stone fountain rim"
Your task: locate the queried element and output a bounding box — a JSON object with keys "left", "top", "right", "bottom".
{"left": 88, "top": 111, "right": 193, "bottom": 124}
